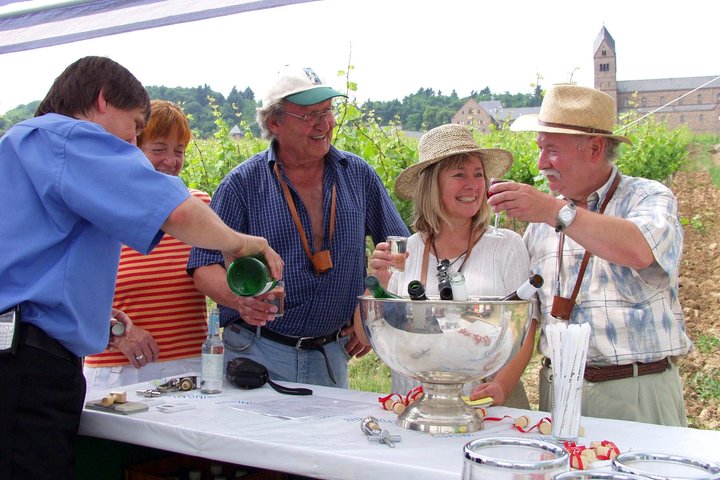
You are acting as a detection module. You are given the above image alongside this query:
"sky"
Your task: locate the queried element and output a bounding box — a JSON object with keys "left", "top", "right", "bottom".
{"left": 0, "top": 0, "right": 718, "bottom": 115}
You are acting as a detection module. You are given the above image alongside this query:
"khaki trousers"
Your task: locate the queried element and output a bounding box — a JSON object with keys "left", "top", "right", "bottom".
{"left": 539, "top": 360, "right": 687, "bottom": 427}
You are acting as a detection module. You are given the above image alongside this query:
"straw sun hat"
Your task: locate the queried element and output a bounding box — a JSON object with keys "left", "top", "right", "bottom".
{"left": 394, "top": 124, "right": 513, "bottom": 201}
{"left": 510, "top": 83, "right": 631, "bottom": 145}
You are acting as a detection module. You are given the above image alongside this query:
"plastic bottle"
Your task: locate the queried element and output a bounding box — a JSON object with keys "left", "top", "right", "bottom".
{"left": 226, "top": 256, "right": 276, "bottom": 297}
{"left": 201, "top": 308, "right": 224, "bottom": 394}
{"left": 364, "top": 275, "right": 401, "bottom": 299}
{"left": 449, "top": 271, "right": 468, "bottom": 301}
{"left": 501, "top": 274, "right": 544, "bottom": 301}
{"left": 407, "top": 280, "right": 428, "bottom": 300}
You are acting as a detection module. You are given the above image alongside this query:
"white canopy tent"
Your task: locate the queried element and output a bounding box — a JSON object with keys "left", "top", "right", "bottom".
{"left": 0, "top": 0, "right": 318, "bottom": 55}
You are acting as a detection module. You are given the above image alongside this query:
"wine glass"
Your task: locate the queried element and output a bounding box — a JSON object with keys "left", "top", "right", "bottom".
{"left": 486, "top": 178, "right": 508, "bottom": 238}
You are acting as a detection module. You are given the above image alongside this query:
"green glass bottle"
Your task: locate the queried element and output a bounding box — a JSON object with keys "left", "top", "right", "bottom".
{"left": 364, "top": 275, "right": 401, "bottom": 299}
{"left": 407, "top": 280, "right": 428, "bottom": 300}
{"left": 226, "top": 256, "right": 277, "bottom": 297}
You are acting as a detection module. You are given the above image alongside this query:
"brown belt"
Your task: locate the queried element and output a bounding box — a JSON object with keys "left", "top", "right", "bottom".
{"left": 542, "top": 357, "right": 670, "bottom": 383}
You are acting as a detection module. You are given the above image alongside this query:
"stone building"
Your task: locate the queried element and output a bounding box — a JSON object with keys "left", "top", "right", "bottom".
{"left": 451, "top": 98, "right": 539, "bottom": 133}
{"left": 594, "top": 26, "right": 719, "bottom": 135}
{"left": 453, "top": 27, "right": 720, "bottom": 135}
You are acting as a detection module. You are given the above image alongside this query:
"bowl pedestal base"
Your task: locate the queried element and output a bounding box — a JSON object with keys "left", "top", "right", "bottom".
{"left": 397, "top": 382, "right": 483, "bottom": 434}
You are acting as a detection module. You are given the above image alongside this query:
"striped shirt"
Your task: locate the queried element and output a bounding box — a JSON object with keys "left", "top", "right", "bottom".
{"left": 188, "top": 143, "right": 409, "bottom": 336}
{"left": 84, "top": 189, "right": 211, "bottom": 367}
{"left": 524, "top": 167, "right": 692, "bottom": 365}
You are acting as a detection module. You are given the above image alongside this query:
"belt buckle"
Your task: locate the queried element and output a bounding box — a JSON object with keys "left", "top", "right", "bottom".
{"left": 295, "top": 336, "right": 313, "bottom": 349}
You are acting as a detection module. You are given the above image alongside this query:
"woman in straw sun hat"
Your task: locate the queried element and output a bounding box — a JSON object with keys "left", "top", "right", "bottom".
{"left": 491, "top": 83, "right": 690, "bottom": 426}
{"left": 361, "top": 123, "right": 539, "bottom": 408}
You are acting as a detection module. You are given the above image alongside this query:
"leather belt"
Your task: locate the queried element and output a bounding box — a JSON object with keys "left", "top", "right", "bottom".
{"left": 229, "top": 322, "right": 340, "bottom": 384}
{"left": 20, "top": 322, "right": 79, "bottom": 365}
{"left": 542, "top": 357, "right": 670, "bottom": 383}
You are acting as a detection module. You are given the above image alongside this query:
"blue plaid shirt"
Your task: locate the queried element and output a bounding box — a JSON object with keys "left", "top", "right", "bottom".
{"left": 188, "top": 142, "right": 409, "bottom": 335}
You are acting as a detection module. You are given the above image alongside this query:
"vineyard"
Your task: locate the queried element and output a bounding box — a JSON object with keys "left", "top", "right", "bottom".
{"left": 182, "top": 98, "right": 719, "bottom": 430}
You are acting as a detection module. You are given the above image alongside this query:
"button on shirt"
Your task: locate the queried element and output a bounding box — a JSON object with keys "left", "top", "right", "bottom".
{"left": 524, "top": 167, "right": 692, "bottom": 365}
{"left": 188, "top": 143, "right": 409, "bottom": 336}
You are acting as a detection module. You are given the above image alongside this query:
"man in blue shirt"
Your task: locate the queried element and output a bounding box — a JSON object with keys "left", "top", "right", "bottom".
{"left": 0, "top": 56, "right": 282, "bottom": 480}
{"left": 189, "top": 67, "right": 409, "bottom": 388}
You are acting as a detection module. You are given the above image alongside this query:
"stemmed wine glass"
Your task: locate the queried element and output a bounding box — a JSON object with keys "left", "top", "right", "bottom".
{"left": 486, "top": 178, "right": 508, "bottom": 238}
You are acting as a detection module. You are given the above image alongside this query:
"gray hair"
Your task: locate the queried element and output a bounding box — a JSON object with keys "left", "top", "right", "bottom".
{"left": 604, "top": 138, "right": 621, "bottom": 162}
{"left": 575, "top": 135, "right": 622, "bottom": 163}
{"left": 256, "top": 99, "right": 286, "bottom": 140}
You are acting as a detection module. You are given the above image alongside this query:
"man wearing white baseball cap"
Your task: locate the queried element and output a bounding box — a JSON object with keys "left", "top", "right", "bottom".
{"left": 488, "top": 84, "right": 691, "bottom": 426}
{"left": 189, "top": 67, "right": 409, "bottom": 387}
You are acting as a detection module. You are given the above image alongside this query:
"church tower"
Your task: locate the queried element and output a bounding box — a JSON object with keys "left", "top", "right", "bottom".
{"left": 593, "top": 26, "right": 618, "bottom": 107}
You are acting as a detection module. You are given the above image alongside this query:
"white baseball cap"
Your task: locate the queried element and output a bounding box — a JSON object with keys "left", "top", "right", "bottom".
{"left": 263, "top": 66, "right": 346, "bottom": 106}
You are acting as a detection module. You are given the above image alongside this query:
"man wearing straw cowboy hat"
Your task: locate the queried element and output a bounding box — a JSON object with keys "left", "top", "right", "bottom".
{"left": 488, "top": 84, "right": 691, "bottom": 426}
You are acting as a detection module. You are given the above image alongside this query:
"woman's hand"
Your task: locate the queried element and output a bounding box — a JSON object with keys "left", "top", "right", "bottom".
{"left": 109, "top": 309, "right": 160, "bottom": 368}
{"left": 369, "top": 242, "right": 394, "bottom": 286}
{"left": 469, "top": 380, "right": 508, "bottom": 406}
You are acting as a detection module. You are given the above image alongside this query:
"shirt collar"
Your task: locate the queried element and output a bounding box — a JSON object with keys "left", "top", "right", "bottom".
{"left": 585, "top": 166, "right": 620, "bottom": 212}
{"left": 266, "top": 140, "right": 350, "bottom": 171}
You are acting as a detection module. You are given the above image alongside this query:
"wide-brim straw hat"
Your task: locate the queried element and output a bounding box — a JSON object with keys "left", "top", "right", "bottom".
{"left": 510, "top": 84, "right": 632, "bottom": 145}
{"left": 394, "top": 124, "right": 514, "bottom": 201}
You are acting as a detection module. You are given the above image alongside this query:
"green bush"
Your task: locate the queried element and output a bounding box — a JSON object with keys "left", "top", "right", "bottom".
{"left": 181, "top": 73, "right": 692, "bottom": 225}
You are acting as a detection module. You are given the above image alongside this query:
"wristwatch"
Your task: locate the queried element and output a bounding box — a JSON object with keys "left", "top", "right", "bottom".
{"left": 555, "top": 201, "right": 577, "bottom": 232}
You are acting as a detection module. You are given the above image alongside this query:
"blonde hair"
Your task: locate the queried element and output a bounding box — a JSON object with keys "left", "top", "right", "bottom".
{"left": 411, "top": 153, "right": 491, "bottom": 235}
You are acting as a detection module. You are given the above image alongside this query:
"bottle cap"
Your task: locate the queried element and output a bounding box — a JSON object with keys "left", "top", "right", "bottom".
{"left": 449, "top": 271, "right": 465, "bottom": 284}
{"left": 110, "top": 322, "right": 125, "bottom": 337}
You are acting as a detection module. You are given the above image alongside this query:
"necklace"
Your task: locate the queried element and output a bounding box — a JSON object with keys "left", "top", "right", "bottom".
{"left": 429, "top": 228, "right": 483, "bottom": 274}
{"left": 420, "top": 227, "right": 486, "bottom": 285}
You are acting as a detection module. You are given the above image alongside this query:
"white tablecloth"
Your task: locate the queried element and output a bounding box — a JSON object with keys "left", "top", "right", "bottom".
{"left": 80, "top": 379, "right": 720, "bottom": 479}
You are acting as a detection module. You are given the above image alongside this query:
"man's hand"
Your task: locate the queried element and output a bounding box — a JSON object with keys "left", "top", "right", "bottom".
{"left": 230, "top": 292, "right": 279, "bottom": 327}
{"left": 487, "top": 180, "right": 560, "bottom": 226}
{"left": 223, "top": 234, "right": 284, "bottom": 281}
{"left": 342, "top": 323, "right": 372, "bottom": 359}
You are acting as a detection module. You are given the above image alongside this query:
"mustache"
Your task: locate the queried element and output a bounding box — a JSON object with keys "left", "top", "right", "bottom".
{"left": 540, "top": 169, "right": 561, "bottom": 179}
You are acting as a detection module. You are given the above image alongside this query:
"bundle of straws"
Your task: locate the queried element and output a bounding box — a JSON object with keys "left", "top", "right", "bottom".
{"left": 547, "top": 322, "right": 591, "bottom": 440}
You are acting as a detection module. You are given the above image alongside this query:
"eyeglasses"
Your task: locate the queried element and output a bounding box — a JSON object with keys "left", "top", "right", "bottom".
{"left": 283, "top": 107, "right": 336, "bottom": 125}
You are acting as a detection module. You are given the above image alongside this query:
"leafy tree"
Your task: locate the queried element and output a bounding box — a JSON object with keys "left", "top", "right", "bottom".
{"left": 0, "top": 101, "right": 39, "bottom": 135}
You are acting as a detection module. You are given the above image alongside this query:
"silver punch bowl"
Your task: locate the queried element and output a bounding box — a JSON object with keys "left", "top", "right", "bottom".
{"left": 358, "top": 296, "right": 531, "bottom": 433}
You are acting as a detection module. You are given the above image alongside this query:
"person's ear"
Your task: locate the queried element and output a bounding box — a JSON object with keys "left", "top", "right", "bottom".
{"left": 96, "top": 90, "right": 108, "bottom": 114}
{"left": 267, "top": 113, "right": 282, "bottom": 135}
{"left": 589, "top": 137, "right": 605, "bottom": 161}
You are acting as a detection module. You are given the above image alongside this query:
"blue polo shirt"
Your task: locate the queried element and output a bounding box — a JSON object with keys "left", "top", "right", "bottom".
{"left": 188, "top": 142, "right": 409, "bottom": 336}
{"left": 0, "top": 114, "right": 189, "bottom": 356}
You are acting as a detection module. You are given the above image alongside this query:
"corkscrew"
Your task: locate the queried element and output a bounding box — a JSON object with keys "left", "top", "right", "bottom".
{"left": 361, "top": 416, "right": 401, "bottom": 448}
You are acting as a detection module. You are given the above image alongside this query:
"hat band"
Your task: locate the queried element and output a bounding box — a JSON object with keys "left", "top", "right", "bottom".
{"left": 538, "top": 120, "right": 613, "bottom": 135}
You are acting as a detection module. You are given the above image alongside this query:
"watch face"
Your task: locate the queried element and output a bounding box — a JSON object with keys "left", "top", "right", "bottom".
{"left": 560, "top": 210, "right": 573, "bottom": 222}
